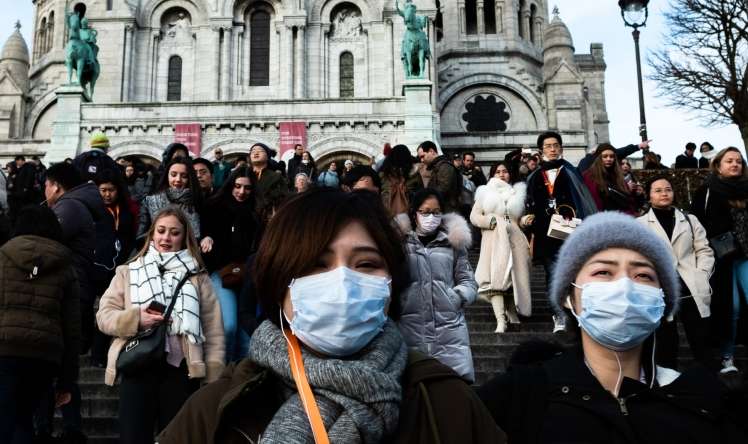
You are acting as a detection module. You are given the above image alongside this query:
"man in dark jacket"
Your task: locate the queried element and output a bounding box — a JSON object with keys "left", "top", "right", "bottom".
{"left": 193, "top": 157, "right": 216, "bottom": 198}
{"left": 417, "top": 141, "right": 461, "bottom": 212}
{"left": 43, "top": 163, "right": 113, "bottom": 442}
{"left": 577, "top": 139, "right": 651, "bottom": 173}
{"left": 525, "top": 131, "right": 597, "bottom": 334}
{"left": 461, "top": 151, "right": 487, "bottom": 188}
{"left": 286, "top": 144, "right": 304, "bottom": 184}
{"left": 675, "top": 142, "right": 699, "bottom": 169}
{"left": 0, "top": 206, "right": 80, "bottom": 444}
{"left": 249, "top": 143, "right": 289, "bottom": 221}
{"left": 212, "top": 148, "right": 231, "bottom": 189}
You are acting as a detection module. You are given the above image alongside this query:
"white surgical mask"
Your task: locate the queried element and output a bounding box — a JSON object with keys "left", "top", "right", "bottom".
{"left": 416, "top": 213, "right": 442, "bottom": 236}
{"left": 286, "top": 266, "right": 390, "bottom": 357}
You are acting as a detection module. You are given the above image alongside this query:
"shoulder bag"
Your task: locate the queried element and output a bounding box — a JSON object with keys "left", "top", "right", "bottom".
{"left": 703, "top": 188, "right": 740, "bottom": 260}
{"left": 547, "top": 205, "right": 581, "bottom": 241}
{"left": 116, "top": 272, "right": 194, "bottom": 376}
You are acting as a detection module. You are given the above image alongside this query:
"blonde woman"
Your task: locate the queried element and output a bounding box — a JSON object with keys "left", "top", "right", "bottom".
{"left": 471, "top": 162, "right": 531, "bottom": 332}
{"left": 97, "top": 206, "right": 224, "bottom": 444}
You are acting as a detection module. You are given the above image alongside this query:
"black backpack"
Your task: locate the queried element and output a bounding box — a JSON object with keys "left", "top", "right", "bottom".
{"left": 73, "top": 150, "right": 121, "bottom": 183}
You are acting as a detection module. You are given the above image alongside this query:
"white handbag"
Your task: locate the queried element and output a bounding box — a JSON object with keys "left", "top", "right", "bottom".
{"left": 546, "top": 205, "right": 581, "bottom": 240}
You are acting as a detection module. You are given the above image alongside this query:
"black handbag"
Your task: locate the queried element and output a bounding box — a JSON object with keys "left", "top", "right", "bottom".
{"left": 709, "top": 231, "right": 739, "bottom": 260}
{"left": 116, "top": 273, "right": 193, "bottom": 376}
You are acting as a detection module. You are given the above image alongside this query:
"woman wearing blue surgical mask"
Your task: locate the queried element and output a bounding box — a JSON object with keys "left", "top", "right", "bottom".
{"left": 395, "top": 188, "right": 478, "bottom": 383}
{"left": 158, "top": 188, "right": 506, "bottom": 444}
{"left": 477, "top": 212, "right": 748, "bottom": 443}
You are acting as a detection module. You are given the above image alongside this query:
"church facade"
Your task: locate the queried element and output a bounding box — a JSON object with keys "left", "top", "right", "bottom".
{"left": 0, "top": 0, "right": 608, "bottom": 166}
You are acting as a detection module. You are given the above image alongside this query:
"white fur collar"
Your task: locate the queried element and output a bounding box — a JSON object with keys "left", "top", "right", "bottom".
{"left": 394, "top": 212, "right": 472, "bottom": 250}
{"left": 474, "top": 180, "right": 527, "bottom": 220}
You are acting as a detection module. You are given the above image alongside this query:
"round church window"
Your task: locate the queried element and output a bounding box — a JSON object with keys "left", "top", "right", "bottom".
{"left": 461, "top": 94, "right": 511, "bottom": 132}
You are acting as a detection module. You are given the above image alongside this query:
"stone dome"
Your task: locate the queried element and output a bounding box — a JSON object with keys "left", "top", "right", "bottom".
{"left": 1, "top": 23, "right": 30, "bottom": 66}
{"left": 543, "top": 9, "right": 574, "bottom": 54}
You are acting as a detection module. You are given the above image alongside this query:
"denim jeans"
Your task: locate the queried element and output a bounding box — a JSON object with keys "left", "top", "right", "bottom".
{"left": 210, "top": 271, "right": 250, "bottom": 362}
{"left": 721, "top": 258, "right": 748, "bottom": 358}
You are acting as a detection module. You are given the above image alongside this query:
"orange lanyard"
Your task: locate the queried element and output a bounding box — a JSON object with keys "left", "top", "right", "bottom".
{"left": 541, "top": 171, "right": 555, "bottom": 198}
{"left": 285, "top": 330, "right": 331, "bottom": 444}
{"left": 107, "top": 205, "right": 120, "bottom": 231}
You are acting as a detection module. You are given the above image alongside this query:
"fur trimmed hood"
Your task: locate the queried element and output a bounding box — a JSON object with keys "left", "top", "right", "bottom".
{"left": 395, "top": 212, "right": 473, "bottom": 250}
{"left": 474, "top": 179, "right": 527, "bottom": 220}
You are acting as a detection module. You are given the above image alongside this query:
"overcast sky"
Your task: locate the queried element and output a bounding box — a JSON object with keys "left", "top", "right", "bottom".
{"left": 1, "top": 1, "right": 742, "bottom": 164}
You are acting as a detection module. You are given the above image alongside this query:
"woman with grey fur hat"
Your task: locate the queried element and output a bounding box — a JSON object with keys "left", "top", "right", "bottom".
{"left": 477, "top": 211, "right": 748, "bottom": 443}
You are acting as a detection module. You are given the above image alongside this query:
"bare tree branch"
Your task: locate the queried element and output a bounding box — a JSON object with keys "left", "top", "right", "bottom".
{"left": 649, "top": 0, "right": 748, "bottom": 148}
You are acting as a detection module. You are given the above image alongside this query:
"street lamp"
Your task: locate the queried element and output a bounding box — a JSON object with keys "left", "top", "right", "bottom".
{"left": 618, "top": 0, "right": 650, "bottom": 142}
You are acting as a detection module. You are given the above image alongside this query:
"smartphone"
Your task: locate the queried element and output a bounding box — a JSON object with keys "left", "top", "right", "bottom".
{"left": 147, "top": 301, "right": 166, "bottom": 314}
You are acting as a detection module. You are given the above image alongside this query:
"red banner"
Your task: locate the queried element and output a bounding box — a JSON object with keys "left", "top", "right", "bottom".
{"left": 279, "top": 121, "right": 307, "bottom": 159}
{"left": 174, "top": 123, "right": 202, "bottom": 157}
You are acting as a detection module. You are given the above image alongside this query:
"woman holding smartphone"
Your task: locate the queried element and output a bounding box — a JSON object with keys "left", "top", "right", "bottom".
{"left": 97, "top": 206, "right": 225, "bottom": 444}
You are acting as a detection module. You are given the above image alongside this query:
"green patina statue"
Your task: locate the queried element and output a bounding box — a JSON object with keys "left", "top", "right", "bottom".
{"left": 396, "top": 0, "right": 431, "bottom": 79}
{"left": 65, "top": 3, "right": 100, "bottom": 97}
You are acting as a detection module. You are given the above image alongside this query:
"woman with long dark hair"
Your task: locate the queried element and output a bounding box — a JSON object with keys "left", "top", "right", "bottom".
{"left": 582, "top": 143, "right": 635, "bottom": 214}
{"left": 201, "top": 166, "right": 262, "bottom": 362}
{"left": 692, "top": 147, "right": 748, "bottom": 374}
{"left": 158, "top": 188, "right": 504, "bottom": 443}
{"left": 380, "top": 144, "right": 423, "bottom": 216}
{"left": 137, "top": 157, "right": 203, "bottom": 240}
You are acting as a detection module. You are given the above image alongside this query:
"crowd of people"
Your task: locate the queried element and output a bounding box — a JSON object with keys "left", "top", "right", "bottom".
{"left": 1, "top": 131, "right": 747, "bottom": 444}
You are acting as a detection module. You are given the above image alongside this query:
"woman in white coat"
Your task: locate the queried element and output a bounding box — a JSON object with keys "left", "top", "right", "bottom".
{"left": 470, "top": 162, "right": 532, "bottom": 332}
{"left": 637, "top": 176, "right": 715, "bottom": 368}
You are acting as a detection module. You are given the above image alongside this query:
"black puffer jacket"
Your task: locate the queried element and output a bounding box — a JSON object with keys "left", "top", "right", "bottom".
{"left": 0, "top": 235, "right": 81, "bottom": 389}
{"left": 202, "top": 197, "right": 262, "bottom": 273}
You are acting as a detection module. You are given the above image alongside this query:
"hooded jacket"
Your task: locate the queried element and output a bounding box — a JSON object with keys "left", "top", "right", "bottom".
{"left": 395, "top": 213, "right": 478, "bottom": 382}
{"left": 0, "top": 235, "right": 81, "bottom": 389}
{"left": 51, "top": 181, "right": 110, "bottom": 299}
{"left": 470, "top": 179, "right": 531, "bottom": 315}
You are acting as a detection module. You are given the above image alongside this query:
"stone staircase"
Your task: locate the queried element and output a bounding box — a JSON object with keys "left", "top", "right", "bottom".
{"left": 64, "top": 247, "right": 746, "bottom": 441}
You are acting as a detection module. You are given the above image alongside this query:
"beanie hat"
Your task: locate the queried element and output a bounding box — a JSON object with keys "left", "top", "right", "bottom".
{"left": 549, "top": 211, "right": 680, "bottom": 318}
{"left": 344, "top": 159, "right": 354, "bottom": 167}
{"left": 90, "top": 133, "right": 110, "bottom": 149}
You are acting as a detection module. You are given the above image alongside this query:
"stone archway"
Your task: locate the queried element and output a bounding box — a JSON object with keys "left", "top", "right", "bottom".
{"left": 315, "top": 150, "right": 371, "bottom": 171}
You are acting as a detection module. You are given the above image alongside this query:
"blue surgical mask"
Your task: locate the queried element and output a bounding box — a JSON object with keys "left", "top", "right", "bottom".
{"left": 287, "top": 266, "right": 390, "bottom": 357}
{"left": 568, "top": 278, "right": 665, "bottom": 352}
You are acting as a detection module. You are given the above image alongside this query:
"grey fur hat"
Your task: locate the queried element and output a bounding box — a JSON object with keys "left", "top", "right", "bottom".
{"left": 549, "top": 211, "right": 680, "bottom": 317}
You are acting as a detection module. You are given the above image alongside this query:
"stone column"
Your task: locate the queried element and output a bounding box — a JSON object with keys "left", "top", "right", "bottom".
{"left": 212, "top": 26, "right": 222, "bottom": 100}
{"left": 320, "top": 24, "right": 330, "bottom": 97}
{"left": 121, "top": 24, "right": 134, "bottom": 102}
{"left": 149, "top": 32, "right": 160, "bottom": 101}
{"left": 233, "top": 26, "right": 243, "bottom": 89}
{"left": 385, "top": 19, "right": 394, "bottom": 97}
{"left": 221, "top": 26, "right": 232, "bottom": 100}
{"left": 278, "top": 22, "right": 294, "bottom": 98}
{"left": 294, "top": 25, "right": 305, "bottom": 98}
{"left": 49, "top": 85, "right": 88, "bottom": 164}
{"left": 477, "top": 0, "right": 485, "bottom": 35}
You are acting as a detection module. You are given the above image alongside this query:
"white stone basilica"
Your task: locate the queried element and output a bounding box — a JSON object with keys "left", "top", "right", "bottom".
{"left": 0, "top": 0, "right": 609, "bottom": 166}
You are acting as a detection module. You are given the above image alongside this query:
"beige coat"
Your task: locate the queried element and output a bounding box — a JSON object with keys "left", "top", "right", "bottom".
{"left": 96, "top": 265, "right": 225, "bottom": 386}
{"left": 637, "top": 209, "right": 715, "bottom": 318}
{"left": 470, "top": 179, "right": 532, "bottom": 316}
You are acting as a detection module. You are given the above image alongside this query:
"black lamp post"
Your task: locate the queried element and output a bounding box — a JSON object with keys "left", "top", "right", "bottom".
{"left": 618, "top": 0, "right": 650, "bottom": 142}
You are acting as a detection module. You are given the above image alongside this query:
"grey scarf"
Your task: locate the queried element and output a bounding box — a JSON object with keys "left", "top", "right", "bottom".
{"left": 249, "top": 320, "right": 408, "bottom": 444}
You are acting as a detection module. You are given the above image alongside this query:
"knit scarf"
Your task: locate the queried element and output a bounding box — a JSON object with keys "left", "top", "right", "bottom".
{"left": 250, "top": 319, "right": 408, "bottom": 444}
{"left": 707, "top": 173, "right": 748, "bottom": 201}
{"left": 128, "top": 245, "right": 204, "bottom": 344}
{"left": 166, "top": 187, "right": 194, "bottom": 205}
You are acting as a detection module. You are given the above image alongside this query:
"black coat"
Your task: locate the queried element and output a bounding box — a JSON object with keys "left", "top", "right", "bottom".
{"left": 675, "top": 153, "right": 699, "bottom": 169}
{"left": 202, "top": 197, "right": 262, "bottom": 273}
{"left": 691, "top": 185, "right": 748, "bottom": 347}
{"left": 525, "top": 166, "right": 577, "bottom": 261}
{"left": 477, "top": 346, "right": 748, "bottom": 444}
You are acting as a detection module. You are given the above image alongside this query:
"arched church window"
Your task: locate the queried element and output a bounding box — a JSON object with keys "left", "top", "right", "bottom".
{"left": 462, "top": 95, "right": 511, "bottom": 132}
{"left": 167, "top": 55, "right": 182, "bottom": 101}
{"left": 435, "top": 0, "right": 443, "bottom": 41}
{"left": 339, "top": 52, "right": 354, "bottom": 97}
{"left": 465, "top": 0, "right": 477, "bottom": 35}
{"left": 250, "top": 11, "right": 270, "bottom": 86}
{"left": 107, "top": 0, "right": 113, "bottom": 11}
{"left": 518, "top": 0, "right": 525, "bottom": 38}
{"left": 529, "top": 4, "right": 537, "bottom": 43}
{"left": 47, "top": 12, "right": 54, "bottom": 53}
{"left": 39, "top": 17, "right": 47, "bottom": 55}
{"left": 484, "top": 0, "right": 496, "bottom": 34}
